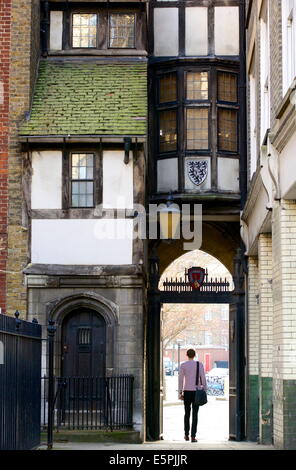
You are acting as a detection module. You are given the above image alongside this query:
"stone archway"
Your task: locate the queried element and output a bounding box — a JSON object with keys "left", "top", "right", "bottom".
{"left": 45, "top": 292, "right": 119, "bottom": 376}
{"left": 157, "top": 221, "right": 240, "bottom": 276}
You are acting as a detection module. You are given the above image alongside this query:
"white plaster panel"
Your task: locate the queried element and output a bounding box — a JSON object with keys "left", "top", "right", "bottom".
{"left": 184, "top": 157, "right": 211, "bottom": 191}
{"left": 280, "top": 132, "right": 296, "bottom": 199}
{"left": 31, "top": 219, "right": 133, "bottom": 265}
{"left": 157, "top": 158, "right": 178, "bottom": 193}
{"left": 214, "top": 7, "right": 239, "bottom": 56}
{"left": 50, "top": 11, "right": 63, "bottom": 51}
{"left": 217, "top": 158, "right": 240, "bottom": 192}
{"left": 103, "top": 151, "right": 133, "bottom": 209}
{"left": 154, "top": 8, "right": 179, "bottom": 57}
{"left": 185, "top": 7, "right": 208, "bottom": 56}
{"left": 31, "top": 151, "right": 62, "bottom": 209}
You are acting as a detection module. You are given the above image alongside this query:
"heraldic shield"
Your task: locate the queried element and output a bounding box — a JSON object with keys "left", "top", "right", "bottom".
{"left": 188, "top": 267, "right": 206, "bottom": 290}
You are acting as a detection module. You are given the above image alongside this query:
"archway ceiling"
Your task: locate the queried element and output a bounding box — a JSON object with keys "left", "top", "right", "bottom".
{"left": 156, "top": 222, "right": 240, "bottom": 276}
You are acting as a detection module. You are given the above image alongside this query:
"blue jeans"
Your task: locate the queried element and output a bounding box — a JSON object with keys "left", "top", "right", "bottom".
{"left": 184, "top": 391, "right": 199, "bottom": 438}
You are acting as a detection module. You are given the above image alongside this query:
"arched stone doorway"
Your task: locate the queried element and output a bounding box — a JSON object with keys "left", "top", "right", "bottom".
{"left": 46, "top": 292, "right": 119, "bottom": 377}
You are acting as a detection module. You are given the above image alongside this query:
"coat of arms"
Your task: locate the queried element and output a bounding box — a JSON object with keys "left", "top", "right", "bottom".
{"left": 188, "top": 267, "right": 206, "bottom": 290}
{"left": 187, "top": 160, "right": 208, "bottom": 186}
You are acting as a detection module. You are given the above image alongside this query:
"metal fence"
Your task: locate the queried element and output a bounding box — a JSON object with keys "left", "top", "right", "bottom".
{"left": 0, "top": 312, "right": 42, "bottom": 450}
{"left": 41, "top": 375, "right": 134, "bottom": 431}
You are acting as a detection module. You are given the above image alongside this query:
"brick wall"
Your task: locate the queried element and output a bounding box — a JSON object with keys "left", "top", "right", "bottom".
{"left": 272, "top": 200, "right": 296, "bottom": 448}
{"left": 247, "top": 256, "right": 259, "bottom": 376}
{"left": 258, "top": 233, "right": 273, "bottom": 378}
{"left": 6, "top": 0, "right": 40, "bottom": 317}
{"left": 0, "top": 0, "right": 12, "bottom": 314}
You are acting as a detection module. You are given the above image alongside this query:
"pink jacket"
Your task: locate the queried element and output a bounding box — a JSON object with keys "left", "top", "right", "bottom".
{"left": 178, "top": 360, "right": 207, "bottom": 392}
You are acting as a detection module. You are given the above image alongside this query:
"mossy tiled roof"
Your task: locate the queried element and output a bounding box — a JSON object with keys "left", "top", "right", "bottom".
{"left": 20, "top": 60, "right": 147, "bottom": 136}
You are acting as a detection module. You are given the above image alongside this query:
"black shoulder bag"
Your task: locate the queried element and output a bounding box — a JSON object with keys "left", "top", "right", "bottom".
{"left": 194, "top": 361, "right": 207, "bottom": 406}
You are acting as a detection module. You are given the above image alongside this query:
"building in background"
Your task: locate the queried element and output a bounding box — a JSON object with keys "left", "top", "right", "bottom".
{"left": 242, "top": 0, "right": 296, "bottom": 449}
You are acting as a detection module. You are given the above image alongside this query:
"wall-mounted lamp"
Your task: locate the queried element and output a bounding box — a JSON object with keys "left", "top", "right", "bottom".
{"left": 159, "top": 193, "right": 181, "bottom": 240}
{"left": 124, "top": 137, "right": 132, "bottom": 164}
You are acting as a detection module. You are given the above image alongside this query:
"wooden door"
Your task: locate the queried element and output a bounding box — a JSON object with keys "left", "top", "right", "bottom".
{"left": 62, "top": 309, "right": 106, "bottom": 377}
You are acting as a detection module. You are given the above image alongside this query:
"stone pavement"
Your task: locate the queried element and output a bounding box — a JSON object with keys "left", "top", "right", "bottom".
{"left": 37, "top": 377, "right": 275, "bottom": 451}
{"left": 38, "top": 440, "right": 274, "bottom": 451}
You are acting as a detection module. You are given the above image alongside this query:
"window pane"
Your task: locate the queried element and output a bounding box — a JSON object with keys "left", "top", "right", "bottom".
{"left": 72, "top": 194, "right": 79, "bottom": 207}
{"left": 79, "top": 195, "right": 87, "bottom": 207}
{"left": 218, "top": 109, "right": 237, "bottom": 151}
{"left": 218, "top": 72, "right": 237, "bottom": 102}
{"left": 187, "top": 72, "right": 208, "bottom": 100}
{"left": 72, "top": 153, "right": 94, "bottom": 180}
{"left": 72, "top": 14, "right": 97, "bottom": 48}
{"left": 79, "top": 167, "right": 86, "bottom": 179}
{"left": 159, "top": 73, "right": 177, "bottom": 103}
{"left": 109, "top": 14, "right": 135, "bottom": 48}
{"left": 159, "top": 110, "right": 177, "bottom": 152}
{"left": 71, "top": 153, "right": 94, "bottom": 207}
{"left": 186, "top": 108, "right": 209, "bottom": 149}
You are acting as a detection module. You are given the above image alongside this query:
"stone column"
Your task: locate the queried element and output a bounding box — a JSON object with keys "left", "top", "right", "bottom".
{"left": 258, "top": 233, "right": 273, "bottom": 444}
{"left": 272, "top": 200, "right": 296, "bottom": 449}
{"left": 247, "top": 256, "right": 260, "bottom": 441}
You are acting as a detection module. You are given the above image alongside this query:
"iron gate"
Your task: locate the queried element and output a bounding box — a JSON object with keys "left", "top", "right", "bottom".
{"left": 0, "top": 312, "right": 42, "bottom": 450}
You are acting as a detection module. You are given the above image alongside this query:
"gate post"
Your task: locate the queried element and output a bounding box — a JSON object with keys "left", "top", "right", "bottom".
{"left": 47, "top": 319, "right": 56, "bottom": 450}
{"left": 146, "top": 245, "right": 161, "bottom": 441}
{"left": 230, "top": 247, "right": 246, "bottom": 441}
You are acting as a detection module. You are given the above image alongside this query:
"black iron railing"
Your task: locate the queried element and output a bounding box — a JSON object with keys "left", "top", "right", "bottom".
{"left": 162, "top": 268, "right": 231, "bottom": 293}
{"left": 41, "top": 375, "right": 134, "bottom": 431}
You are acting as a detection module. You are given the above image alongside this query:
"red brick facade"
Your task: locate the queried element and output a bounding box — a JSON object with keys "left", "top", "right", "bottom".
{"left": 0, "top": 0, "right": 11, "bottom": 314}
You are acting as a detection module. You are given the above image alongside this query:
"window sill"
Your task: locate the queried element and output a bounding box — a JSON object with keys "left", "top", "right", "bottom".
{"left": 48, "top": 49, "right": 148, "bottom": 57}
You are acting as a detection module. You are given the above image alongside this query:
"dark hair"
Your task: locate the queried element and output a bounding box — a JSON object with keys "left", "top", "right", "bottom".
{"left": 186, "top": 349, "right": 196, "bottom": 359}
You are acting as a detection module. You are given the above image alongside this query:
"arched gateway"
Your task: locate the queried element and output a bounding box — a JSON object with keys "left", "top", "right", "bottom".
{"left": 146, "top": 241, "right": 246, "bottom": 443}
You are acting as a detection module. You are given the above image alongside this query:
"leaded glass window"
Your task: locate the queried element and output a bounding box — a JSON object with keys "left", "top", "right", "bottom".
{"left": 71, "top": 153, "right": 94, "bottom": 207}
{"left": 218, "top": 72, "right": 237, "bottom": 103}
{"left": 187, "top": 72, "right": 208, "bottom": 100}
{"left": 72, "top": 14, "right": 97, "bottom": 48}
{"left": 159, "top": 73, "right": 177, "bottom": 103}
{"left": 109, "top": 13, "right": 135, "bottom": 48}
{"left": 186, "top": 108, "right": 209, "bottom": 150}
{"left": 159, "top": 110, "right": 177, "bottom": 152}
{"left": 218, "top": 109, "right": 237, "bottom": 152}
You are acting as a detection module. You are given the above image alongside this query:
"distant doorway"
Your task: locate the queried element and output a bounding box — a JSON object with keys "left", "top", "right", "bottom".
{"left": 61, "top": 309, "right": 106, "bottom": 377}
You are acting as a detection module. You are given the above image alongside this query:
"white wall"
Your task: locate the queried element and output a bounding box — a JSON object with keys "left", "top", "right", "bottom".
{"left": 103, "top": 151, "right": 133, "bottom": 209}
{"left": 217, "top": 158, "right": 240, "bottom": 192}
{"left": 280, "top": 132, "right": 296, "bottom": 199}
{"left": 157, "top": 158, "right": 178, "bottom": 192}
{"left": 31, "top": 219, "right": 133, "bottom": 265}
{"left": 31, "top": 151, "right": 62, "bottom": 209}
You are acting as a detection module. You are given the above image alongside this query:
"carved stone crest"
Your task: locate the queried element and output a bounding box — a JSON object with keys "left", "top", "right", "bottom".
{"left": 187, "top": 160, "right": 208, "bottom": 186}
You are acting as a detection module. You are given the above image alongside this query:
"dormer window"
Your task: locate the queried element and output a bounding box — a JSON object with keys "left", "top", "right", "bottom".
{"left": 72, "top": 14, "right": 97, "bottom": 48}
{"left": 109, "top": 13, "right": 135, "bottom": 48}
{"left": 48, "top": 6, "right": 145, "bottom": 54}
